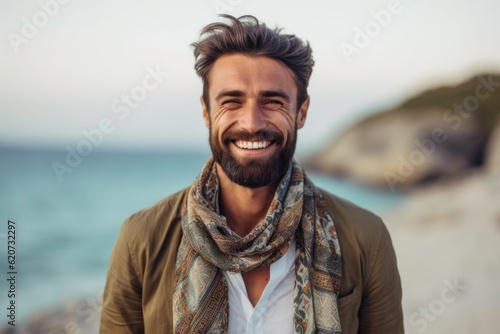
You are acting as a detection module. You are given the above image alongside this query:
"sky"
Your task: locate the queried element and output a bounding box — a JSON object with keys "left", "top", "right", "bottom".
{"left": 1, "top": 0, "right": 500, "bottom": 154}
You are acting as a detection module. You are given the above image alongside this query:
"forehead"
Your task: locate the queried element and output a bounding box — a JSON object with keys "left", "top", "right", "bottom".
{"left": 207, "top": 54, "right": 297, "bottom": 98}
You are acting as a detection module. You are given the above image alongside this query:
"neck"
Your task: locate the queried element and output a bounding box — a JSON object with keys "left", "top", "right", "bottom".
{"left": 216, "top": 164, "right": 277, "bottom": 237}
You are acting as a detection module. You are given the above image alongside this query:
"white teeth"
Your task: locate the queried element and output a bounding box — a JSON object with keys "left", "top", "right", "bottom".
{"left": 235, "top": 140, "right": 271, "bottom": 150}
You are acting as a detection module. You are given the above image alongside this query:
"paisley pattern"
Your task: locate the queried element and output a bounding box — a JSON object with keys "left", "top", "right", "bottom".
{"left": 173, "top": 158, "right": 342, "bottom": 333}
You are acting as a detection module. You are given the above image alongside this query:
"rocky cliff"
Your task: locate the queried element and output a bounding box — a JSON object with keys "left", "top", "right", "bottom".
{"left": 305, "top": 74, "right": 500, "bottom": 191}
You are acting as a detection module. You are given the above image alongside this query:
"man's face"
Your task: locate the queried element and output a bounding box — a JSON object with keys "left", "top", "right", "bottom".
{"left": 202, "top": 54, "right": 309, "bottom": 188}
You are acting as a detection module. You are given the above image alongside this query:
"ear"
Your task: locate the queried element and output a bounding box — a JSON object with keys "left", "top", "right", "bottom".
{"left": 201, "top": 96, "right": 210, "bottom": 129}
{"left": 296, "top": 96, "right": 310, "bottom": 129}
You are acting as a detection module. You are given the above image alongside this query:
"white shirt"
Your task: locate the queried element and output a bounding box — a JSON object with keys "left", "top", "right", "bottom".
{"left": 223, "top": 240, "right": 296, "bottom": 334}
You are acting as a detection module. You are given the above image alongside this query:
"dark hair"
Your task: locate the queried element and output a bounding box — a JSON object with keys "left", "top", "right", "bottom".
{"left": 192, "top": 14, "right": 314, "bottom": 111}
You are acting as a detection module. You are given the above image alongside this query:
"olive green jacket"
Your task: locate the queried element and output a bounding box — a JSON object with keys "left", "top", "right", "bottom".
{"left": 100, "top": 187, "right": 404, "bottom": 333}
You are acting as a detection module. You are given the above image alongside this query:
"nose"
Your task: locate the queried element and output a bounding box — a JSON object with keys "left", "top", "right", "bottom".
{"left": 239, "top": 100, "right": 266, "bottom": 133}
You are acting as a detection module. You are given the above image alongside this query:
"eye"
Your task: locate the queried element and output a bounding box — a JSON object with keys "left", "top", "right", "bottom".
{"left": 221, "top": 100, "right": 241, "bottom": 109}
{"left": 264, "top": 100, "right": 283, "bottom": 106}
{"left": 263, "top": 100, "right": 284, "bottom": 108}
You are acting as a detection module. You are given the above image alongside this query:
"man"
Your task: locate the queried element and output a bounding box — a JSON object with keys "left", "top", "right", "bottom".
{"left": 100, "top": 15, "right": 403, "bottom": 334}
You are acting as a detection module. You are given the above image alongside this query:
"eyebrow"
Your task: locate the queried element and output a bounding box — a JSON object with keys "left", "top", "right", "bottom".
{"left": 260, "top": 90, "right": 291, "bottom": 103}
{"left": 215, "top": 89, "right": 291, "bottom": 102}
{"left": 215, "top": 90, "right": 244, "bottom": 102}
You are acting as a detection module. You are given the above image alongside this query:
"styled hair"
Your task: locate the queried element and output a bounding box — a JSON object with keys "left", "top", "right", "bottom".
{"left": 192, "top": 14, "right": 314, "bottom": 111}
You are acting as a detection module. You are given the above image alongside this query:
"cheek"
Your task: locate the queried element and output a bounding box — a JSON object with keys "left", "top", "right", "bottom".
{"left": 274, "top": 115, "right": 296, "bottom": 136}
{"left": 216, "top": 112, "right": 241, "bottom": 134}
{"left": 210, "top": 120, "right": 230, "bottom": 143}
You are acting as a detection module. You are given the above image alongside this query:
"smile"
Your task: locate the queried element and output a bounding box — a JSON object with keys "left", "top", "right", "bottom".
{"left": 234, "top": 140, "right": 273, "bottom": 150}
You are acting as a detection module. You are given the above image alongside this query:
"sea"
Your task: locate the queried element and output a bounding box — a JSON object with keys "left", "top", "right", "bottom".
{"left": 0, "top": 147, "right": 403, "bottom": 324}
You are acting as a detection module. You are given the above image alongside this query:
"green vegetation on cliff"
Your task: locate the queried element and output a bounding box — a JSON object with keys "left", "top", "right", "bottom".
{"left": 397, "top": 74, "right": 500, "bottom": 133}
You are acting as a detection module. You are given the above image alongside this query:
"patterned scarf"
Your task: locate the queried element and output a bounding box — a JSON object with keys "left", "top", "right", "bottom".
{"left": 173, "top": 158, "right": 342, "bottom": 333}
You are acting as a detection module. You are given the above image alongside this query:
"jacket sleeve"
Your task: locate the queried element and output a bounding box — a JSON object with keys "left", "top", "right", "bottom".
{"left": 358, "top": 220, "right": 404, "bottom": 333}
{"left": 100, "top": 220, "right": 145, "bottom": 334}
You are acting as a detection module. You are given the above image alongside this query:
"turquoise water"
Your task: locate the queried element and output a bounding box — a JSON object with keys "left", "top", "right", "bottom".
{"left": 0, "top": 147, "right": 402, "bottom": 323}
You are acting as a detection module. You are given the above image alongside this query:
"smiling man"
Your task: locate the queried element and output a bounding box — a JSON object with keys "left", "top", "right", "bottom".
{"left": 100, "top": 15, "right": 404, "bottom": 334}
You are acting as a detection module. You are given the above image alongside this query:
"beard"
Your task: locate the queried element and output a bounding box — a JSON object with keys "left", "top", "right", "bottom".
{"left": 209, "top": 126, "right": 297, "bottom": 188}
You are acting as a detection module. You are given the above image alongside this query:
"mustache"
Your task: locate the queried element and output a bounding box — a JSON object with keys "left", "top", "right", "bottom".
{"left": 222, "top": 129, "right": 284, "bottom": 145}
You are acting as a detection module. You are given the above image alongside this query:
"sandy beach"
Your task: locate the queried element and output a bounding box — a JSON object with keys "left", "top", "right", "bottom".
{"left": 382, "top": 170, "right": 500, "bottom": 334}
